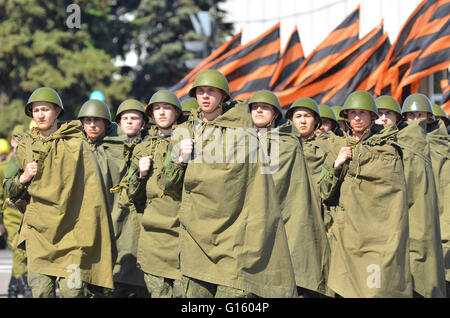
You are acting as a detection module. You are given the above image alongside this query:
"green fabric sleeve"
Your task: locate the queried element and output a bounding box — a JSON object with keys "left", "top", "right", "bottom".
{"left": 319, "top": 163, "right": 344, "bottom": 205}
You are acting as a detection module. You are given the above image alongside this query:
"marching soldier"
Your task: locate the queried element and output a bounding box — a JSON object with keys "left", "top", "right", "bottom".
{"left": 319, "top": 91, "right": 412, "bottom": 297}
{"left": 127, "top": 90, "right": 184, "bottom": 298}
{"left": 249, "top": 90, "right": 331, "bottom": 298}
{"left": 157, "top": 69, "right": 297, "bottom": 298}
{"left": 3, "top": 87, "right": 115, "bottom": 297}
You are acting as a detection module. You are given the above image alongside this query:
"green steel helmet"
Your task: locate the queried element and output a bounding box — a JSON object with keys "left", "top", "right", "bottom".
{"left": 0, "top": 138, "right": 11, "bottom": 154}
{"left": 318, "top": 104, "right": 338, "bottom": 124}
{"left": 401, "top": 93, "right": 433, "bottom": 115}
{"left": 341, "top": 91, "right": 379, "bottom": 118}
{"left": 431, "top": 103, "right": 447, "bottom": 118}
{"left": 146, "top": 90, "right": 182, "bottom": 117}
{"left": 26, "top": 87, "right": 64, "bottom": 118}
{"left": 286, "top": 97, "right": 320, "bottom": 120}
{"left": 375, "top": 95, "right": 401, "bottom": 115}
{"left": 188, "top": 69, "right": 230, "bottom": 101}
{"left": 181, "top": 98, "right": 200, "bottom": 112}
{"left": 115, "top": 99, "right": 148, "bottom": 123}
{"left": 77, "top": 99, "right": 112, "bottom": 123}
{"left": 249, "top": 90, "right": 283, "bottom": 119}
{"left": 331, "top": 105, "right": 346, "bottom": 121}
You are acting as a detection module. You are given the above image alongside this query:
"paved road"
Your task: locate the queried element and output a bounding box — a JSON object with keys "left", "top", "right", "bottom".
{"left": 0, "top": 247, "right": 12, "bottom": 298}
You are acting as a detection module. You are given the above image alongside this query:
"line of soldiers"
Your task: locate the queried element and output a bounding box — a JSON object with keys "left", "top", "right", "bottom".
{"left": 0, "top": 68, "right": 449, "bottom": 298}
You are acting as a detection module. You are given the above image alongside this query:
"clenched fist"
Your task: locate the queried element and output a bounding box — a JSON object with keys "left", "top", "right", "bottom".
{"left": 139, "top": 155, "right": 153, "bottom": 177}
{"left": 19, "top": 161, "right": 38, "bottom": 184}
{"left": 334, "top": 146, "right": 352, "bottom": 168}
{"left": 178, "top": 139, "right": 195, "bottom": 164}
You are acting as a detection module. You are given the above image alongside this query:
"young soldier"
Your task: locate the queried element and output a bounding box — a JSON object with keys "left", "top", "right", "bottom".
{"left": 0, "top": 125, "right": 31, "bottom": 297}
{"left": 331, "top": 105, "right": 348, "bottom": 135}
{"left": 158, "top": 69, "right": 297, "bottom": 298}
{"left": 375, "top": 95, "right": 402, "bottom": 126}
{"left": 285, "top": 98, "right": 329, "bottom": 195}
{"left": 126, "top": 90, "right": 183, "bottom": 298}
{"left": 249, "top": 90, "right": 331, "bottom": 298}
{"left": 77, "top": 99, "right": 148, "bottom": 297}
{"left": 402, "top": 94, "right": 450, "bottom": 297}
{"left": 110, "top": 99, "right": 149, "bottom": 297}
{"left": 432, "top": 103, "right": 450, "bottom": 130}
{"left": 316, "top": 104, "right": 339, "bottom": 137}
{"left": 375, "top": 95, "right": 446, "bottom": 297}
{"left": 319, "top": 91, "right": 412, "bottom": 297}
{"left": 3, "top": 87, "right": 114, "bottom": 297}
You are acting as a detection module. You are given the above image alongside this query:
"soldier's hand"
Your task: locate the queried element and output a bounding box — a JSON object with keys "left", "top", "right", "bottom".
{"left": 0, "top": 224, "right": 5, "bottom": 236}
{"left": 178, "top": 139, "right": 195, "bottom": 164}
{"left": 139, "top": 156, "right": 153, "bottom": 177}
{"left": 19, "top": 161, "right": 38, "bottom": 184}
{"left": 334, "top": 146, "right": 352, "bottom": 168}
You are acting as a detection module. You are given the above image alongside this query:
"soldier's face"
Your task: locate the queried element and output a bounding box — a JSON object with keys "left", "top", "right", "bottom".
{"left": 119, "top": 110, "right": 145, "bottom": 137}
{"left": 152, "top": 103, "right": 178, "bottom": 129}
{"left": 405, "top": 111, "right": 430, "bottom": 122}
{"left": 375, "top": 109, "right": 400, "bottom": 125}
{"left": 291, "top": 108, "right": 317, "bottom": 137}
{"left": 347, "top": 109, "right": 374, "bottom": 133}
{"left": 31, "top": 102, "right": 61, "bottom": 132}
{"left": 81, "top": 117, "right": 107, "bottom": 142}
{"left": 196, "top": 86, "right": 224, "bottom": 114}
{"left": 251, "top": 102, "right": 276, "bottom": 128}
{"left": 316, "top": 117, "right": 335, "bottom": 136}
{"left": 338, "top": 120, "right": 348, "bottom": 132}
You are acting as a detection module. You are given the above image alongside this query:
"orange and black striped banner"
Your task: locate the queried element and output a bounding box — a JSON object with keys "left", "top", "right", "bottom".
{"left": 269, "top": 26, "right": 304, "bottom": 91}
{"left": 170, "top": 32, "right": 242, "bottom": 98}
{"left": 279, "top": 5, "right": 360, "bottom": 90}
{"left": 174, "top": 23, "right": 280, "bottom": 101}
{"left": 441, "top": 74, "right": 450, "bottom": 115}
{"left": 274, "top": 22, "right": 385, "bottom": 108}
{"left": 375, "top": 0, "right": 450, "bottom": 100}
{"left": 395, "top": 1, "right": 450, "bottom": 100}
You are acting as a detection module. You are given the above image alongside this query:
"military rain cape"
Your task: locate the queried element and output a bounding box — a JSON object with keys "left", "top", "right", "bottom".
{"left": 397, "top": 119, "right": 446, "bottom": 298}
{"left": 260, "top": 120, "right": 330, "bottom": 295}
{"left": 159, "top": 101, "right": 297, "bottom": 298}
{"left": 128, "top": 126, "right": 182, "bottom": 281}
{"left": 426, "top": 120, "right": 450, "bottom": 283}
{"left": 87, "top": 123, "right": 145, "bottom": 287}
{"left": 8, "top": 121, "right": 115, "bottom": 288}
{"left": 319, "top": 124, "right": 413, "bottom": 298}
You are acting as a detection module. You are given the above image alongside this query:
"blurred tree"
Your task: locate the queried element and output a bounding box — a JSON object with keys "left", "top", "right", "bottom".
{"left": 0, "top": 0, "right": 232, "bottom": 138}
{"left": 128, "top": 0, "right": 233, "bottom": 101}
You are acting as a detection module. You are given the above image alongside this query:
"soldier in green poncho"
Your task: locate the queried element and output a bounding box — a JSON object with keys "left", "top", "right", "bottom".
{"left": 375, "top": 95, "right": 446, "bottom": 298}
{"left": 0, "top": 125, "right": 31, "bottom": 297}
{"left": 3, "top": 87, "right": 115, "bottom": 298}
{"left": 126, "top": 90, "right": 183, "bottom": 298}
{"left": 248, "top": 90, "right": 331, "bottom": 298}
{"left": 319, "top": 91, "right": 412, "bottom": 298}
{"left": 401, "top": 93, "right": 450, "bottom": 297}
{"left": 78, "top": 99, "right": 147, "bottom": 297}
{"left": 158, "top": 69, "right": 297, "bottom": 298}
{"left": 316, "top": 104, "right": 339, "bottom": 137}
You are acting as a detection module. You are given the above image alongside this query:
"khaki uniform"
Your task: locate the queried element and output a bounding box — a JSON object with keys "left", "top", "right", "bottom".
{"left": 319, "top": 124, "right": 413, "bottom": 298}
{"left": 425, "top": 120, "right": 450, "bottom": 295}
{"left": 258, "top": 120, "right": 331, "bottom": 297}
{"left": 86, "top": 123, "right": 146, "bottom": 296}
{"left": 127, "top": 126, "right": 183, "bottom": 297}
{"left": 158, "top": 100, "right": 297, "bottom": 298}
{"left": 0, "top": 160, "right": 27, "bottom": 279}
{"left": 396, "top": 120, "right": 446, "bottom": 297}
{"left": 3, "top": 121, "right": 115, "bottom": 297}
